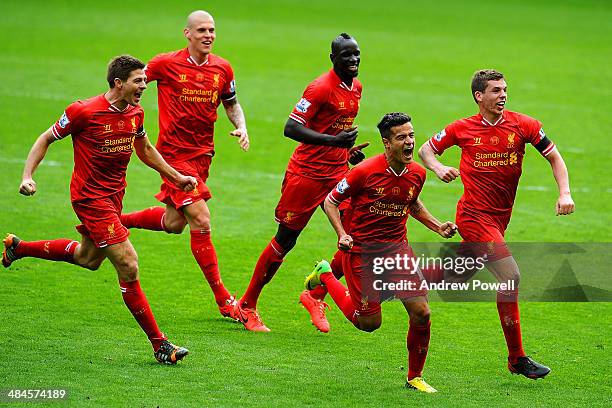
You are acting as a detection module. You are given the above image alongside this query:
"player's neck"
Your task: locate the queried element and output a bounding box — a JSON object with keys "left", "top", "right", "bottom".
{"left": 188, "top": 48, "right": 210, "bottom": 65}
{"left": 104, "top": 90, "right": 128, "bottom": 111}
{"left": 480, "top": 109, "right": 503, "bottom": 125}
{"left": 334, "top": 68, "right": 354, "bottom": 87}
{"left": 385, "top": 152, "right": 407, "bottom": 175}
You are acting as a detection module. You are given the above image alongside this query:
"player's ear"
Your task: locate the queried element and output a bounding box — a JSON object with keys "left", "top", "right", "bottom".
{"left": 474, "top": 91, "right": 483, "bottom": 103}
{"left": 113, "top": 78, "right": 123, "bottom": 89}
{"left": 184, "top": 27, "right": 191, "bottom": 39}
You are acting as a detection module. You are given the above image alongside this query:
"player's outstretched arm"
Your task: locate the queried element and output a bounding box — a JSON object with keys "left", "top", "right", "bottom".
{"left": 323, "top": 197, "right": 353, "bottom": 250}
{"left": 544, "top": 149, "right": 575, "bottom": 215}
{"left": 133, "top": 136, "right": 197, "bottom": 192}
{"left": 20, "top": 127, "right": 57, "bottom": 196}
{"left": 284, "top": 118, "right": 358, "bottom": 148}
{"left": 409, "top": 198, "right": 457, "bottom": 238}
{"left": 418, "top": 142, "right": 459, "bottom": 183}
{"left": 223, "top": 98, "right": 249, "bottom": 151}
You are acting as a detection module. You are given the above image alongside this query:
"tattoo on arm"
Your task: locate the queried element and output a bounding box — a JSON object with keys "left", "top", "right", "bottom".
{"left": 225, "top": 100, "right": 246, "bottom": 129}
{"left": 409, "top": 199, "right": 423, "bottom": 214}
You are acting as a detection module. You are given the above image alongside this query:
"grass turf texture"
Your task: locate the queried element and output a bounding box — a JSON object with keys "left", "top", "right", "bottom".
{"left": 1, "top": 0, "right": 610, "bottom": 406}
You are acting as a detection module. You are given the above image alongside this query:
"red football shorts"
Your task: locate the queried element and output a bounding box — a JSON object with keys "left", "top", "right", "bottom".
{"left": 456, "top": 214, "right": 511, "bottom": 262}
{"left": 73, "top": 191, "right": 129, "bottom": 248}
{"left": 275, "top": 172, "right": 347, "bottom": 230}
{"left": 342, "top": 244, "right": 427, "bottom": 317}
{"left": 155, "top": 155, "right": 212, "bottom": 209}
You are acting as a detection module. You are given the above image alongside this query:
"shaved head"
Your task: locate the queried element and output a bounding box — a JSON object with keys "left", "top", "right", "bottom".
{"left": 187, "top": 10, "right": 214, "bottom": 28}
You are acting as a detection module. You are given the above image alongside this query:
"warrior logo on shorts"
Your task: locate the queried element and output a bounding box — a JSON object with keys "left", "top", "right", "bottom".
{"left": 107, "top": 223, "right": 116, "bottom": 238}
{"left": 295, "top": 98, "right": 311, "bottom": 113}
{"left": 361, "top": 296, "right": 369, "bottom": 311}
{"left": 336, "top": 178, "right": 349, "bottom": 194}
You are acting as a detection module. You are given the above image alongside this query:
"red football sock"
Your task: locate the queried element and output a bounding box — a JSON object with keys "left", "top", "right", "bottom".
{"left": 121, "top": 207, "right": 166, "bottom": 231}
{"left": 496, "top": 290, "right": 526, "bottom": 363}
{"left": 190, "top": 229, "right": 231, "bottom": 307}
{"left": 407, "top": 320, "right": 431, "bottom": 380}
{"left": 310, "top": 251, "right": 345, "bottom": 300}
{"left": 15, "top": 239, "right": 78, "bottom": 263}
{"left": 240, "top": 238, "right": 285, "bottom": 309}
{"left": 320, "top": 272, "right": 358, "bottom": 326}
{"left": 119, "top": 280, "right": 167, "bottom": 351}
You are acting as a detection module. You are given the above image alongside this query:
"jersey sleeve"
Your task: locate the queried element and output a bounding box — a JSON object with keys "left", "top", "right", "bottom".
{"left": 427, "top": 122, "right": 459, "bottom": 154}
{"left": 50, "top": 101, "right": 88, "bottom": 140}
{"left": 144, "top": 54, "right": 165, "bottom": 83}
{"left": 288, "top": 80, "right": 328, "bottom": 126}
{"left": 135, "top": 110, "right": 146, "bottom": 138}
{"left": 327, "top": 165, "right": 367, "bottom": 206}
{"left": 220, "top": 63, "right": 236, "bottom": 101}
{"left": 521, "top": 115, "right": 556, "bottom": 157}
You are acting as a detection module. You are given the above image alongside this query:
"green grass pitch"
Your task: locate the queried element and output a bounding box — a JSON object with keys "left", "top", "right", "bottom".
{"left": 1, "top": 0, "right": 610, "bottom": 406}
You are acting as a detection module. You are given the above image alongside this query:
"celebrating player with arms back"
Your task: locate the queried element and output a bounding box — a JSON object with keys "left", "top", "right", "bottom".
{"left": 306, "top": 112, "right": 457, "bottom": 392}
{"left": 234, "top": 33, "right": 368, "bottom": 332}
{"left": 120, "top": 11, "right": 249, "bottom": 318}
{"left": 419, "top": 69, "right": 575, "bottom": 379}
{"left": 3, "top": 55, "right": 197, "bottom": 364}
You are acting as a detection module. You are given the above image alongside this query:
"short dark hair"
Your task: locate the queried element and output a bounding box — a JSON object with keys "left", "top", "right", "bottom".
{"left": 331, "top": 32, "right": 355, "bottom": 55}
{"left": 377, "top": 112, "right": 412, "bottom": 139}
{"left": 107, "top": 55, "right": 145, "bottom": 88}
{"left": 471, "top": 69, "right": 504, "bottom": 102}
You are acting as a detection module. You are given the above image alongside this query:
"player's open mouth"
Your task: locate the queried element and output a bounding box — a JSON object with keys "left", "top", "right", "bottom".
{"left": 403, "top": 146, "right": 414, "bottom": 159}
{"left": 347, "top": 64, "right": 359, "bottom": 72}
{"left": 202, "top": 41, "right": 212, "bottom": 46}
{"left": 496, "top": 101, "right": 506, "bottom": 108}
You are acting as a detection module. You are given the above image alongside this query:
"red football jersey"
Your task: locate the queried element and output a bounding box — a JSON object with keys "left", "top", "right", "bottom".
{"left": 51, "top": 94, "right": 146, "bottom": 202}
{"left": 427, "top": 110, "right": 555, "bottom": 219}
{"left": 327, "top": 154, "right": 426, "bottom": 250}
{"left": 145, "top": 49, "right": 236, "bottom": 161}
{"left": 287, "top": 69, "right": 362, "bottom": 179}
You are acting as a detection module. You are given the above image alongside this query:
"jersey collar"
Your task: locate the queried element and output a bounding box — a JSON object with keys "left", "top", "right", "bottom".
{"left": 479, "top": 112, "right": 505, "bottom": 127}
{"left": 184, "top": 48, "right": 210, "bottom": 66}
{"left": 330, "top": 69, "right": 354, "bottom": 91}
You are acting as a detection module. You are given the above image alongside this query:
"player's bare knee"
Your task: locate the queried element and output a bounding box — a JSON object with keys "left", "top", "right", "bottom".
{"left": 164, "top": 219, "right": 187, "bottom": 234}
{"left": 189, "top": 212, "right": 211, "bottom": 230}
{"left": 84, "top": 258, "right": 104, "bottom": 271}
{"left": 408, "top": 302, "right": 430, "bottom": 325}
{"left": 357, "top": 315, "right": 382, "bottom": 332}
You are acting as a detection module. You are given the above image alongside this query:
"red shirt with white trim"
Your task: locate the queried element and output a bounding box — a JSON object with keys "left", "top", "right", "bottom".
{"left": 51, "top": 94, "right": 146, "bottom": 202}
{"left": 287, "top": 69, "right": 362, "bottom": 179}
{"left": 427, "top": 110, "right": 555, "bottom": 218}
{"left": 145, "top": 49, "right": 236, "bottom": 161}
{"left": 327, "top": 154, "right": 426, "bottom": 250}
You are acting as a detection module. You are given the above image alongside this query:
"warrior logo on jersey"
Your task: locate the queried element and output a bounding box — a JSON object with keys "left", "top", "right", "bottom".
{"left": 295, "top": 98, "right": 312, "bottom": 113}
{"left": 336, "top": 178, "right": 349, "bottom": 194}
{"left": 58, "top": 112, "right": 70, "bottom": 128}
{"left": 434, "top": 129, "right": 446, "bottom": 142}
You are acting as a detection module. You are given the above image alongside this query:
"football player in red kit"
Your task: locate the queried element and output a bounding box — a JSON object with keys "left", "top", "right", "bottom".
{"left": 120, "top": 11, "right": 249, "bottom": 319}
{"left": 418, "top": 69, "right": 575, "bottom": 379}
{"left": 3, "top": 55, "right": 197, "bottom": 364}
{"left": 305, "top": 112, "right": 457, "bottom": 392}
{"left": 234, "top": 33, "right": 368, "bottom": 332}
